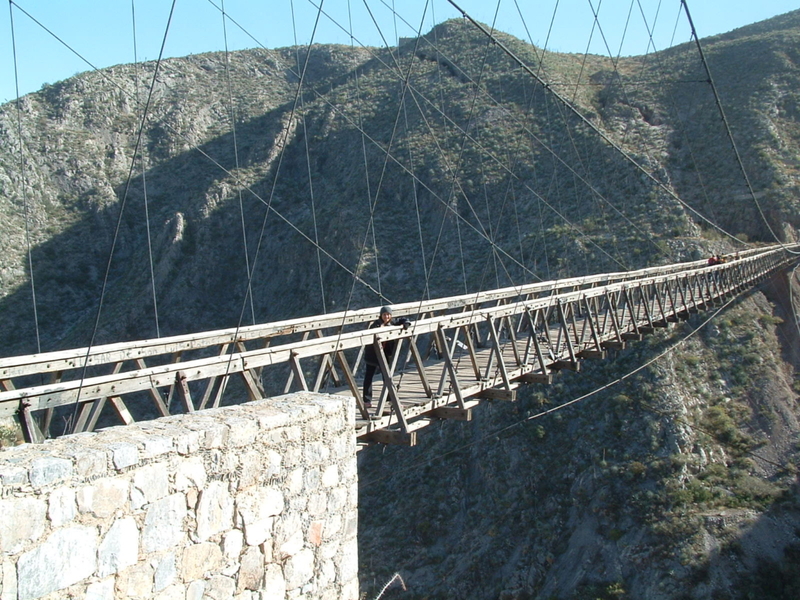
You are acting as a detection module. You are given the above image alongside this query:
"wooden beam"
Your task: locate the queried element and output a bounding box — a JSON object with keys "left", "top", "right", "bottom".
{"left": 577, "top": 349, "right": 606, "bottom": 359}
{"left": 518, "top": 373, "right": 552, "bottom": 384}
{"left": 365, "top": 428, "right": 418, "bottom": 446}
{"left": 20, "top": 404, "right": 44, "bottom": 444}
{"left": 620, "top": 333, "right": 643, "bottom": 341}
{"left": 551, "top": 360, "right": 581, "bottom": 371}
{"left": 175, "top": 371, "right": 194, "bottom": 413}
{"left": 478, "top": 385, "right": 518, "bottom": 401}
{"left": 431, "top": 406, "right": 473, "bottom": 421}
{"left": 601, "top": 341, "right": 626, "bottom": 350}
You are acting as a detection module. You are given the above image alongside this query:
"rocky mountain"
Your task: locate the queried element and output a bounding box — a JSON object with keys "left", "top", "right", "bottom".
{"left": 1, "top": 8, "right": 800, "bottom": 600}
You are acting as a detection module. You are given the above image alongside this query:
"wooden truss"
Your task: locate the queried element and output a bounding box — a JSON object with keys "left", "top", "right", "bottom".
{"left": 1, "top": 244, "right": 797, "bottom": 445}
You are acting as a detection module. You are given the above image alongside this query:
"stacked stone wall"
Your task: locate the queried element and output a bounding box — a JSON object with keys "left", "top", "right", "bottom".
{"left": 0, "top": 393, "right": 358, "bottom": 600}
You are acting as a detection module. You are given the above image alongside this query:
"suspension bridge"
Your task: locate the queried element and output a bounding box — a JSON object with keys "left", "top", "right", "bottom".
{"left": 1, "top": 243, "right": 796, "bottom": 446}
{"left": 2, "top": 1, "right": 799, "bottom": 448}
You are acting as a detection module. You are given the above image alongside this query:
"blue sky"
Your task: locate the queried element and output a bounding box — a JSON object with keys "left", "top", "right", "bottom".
{"left": 2, "top": 0, "right": 797, "bottom": 104}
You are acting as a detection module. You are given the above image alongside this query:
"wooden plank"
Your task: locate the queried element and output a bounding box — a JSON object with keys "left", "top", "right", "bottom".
{"left": 109, "top": 396, "right": 134, "bottom": 425}
{"left": 431, "top": 406, "right": 473, "bottom": 421}
{"left": 551, "top": 360, "right": 581, "bottom": 371}
{"left": 477, "top": 385, "right": 518, "bottom": 401}
{"left": 365, "top": 429, "right": 417, "bottom": 446}
{"left": 518, "top": 373, "right": 552, "bottom": 384}
{"left": 620, "top": 333, "right": 643, "bottom": 341}
{"left": 175, "top": 371, "right": 194, "bottom": 413}
{"left": 20, "top": 404, "right": 44, "bottom": 444}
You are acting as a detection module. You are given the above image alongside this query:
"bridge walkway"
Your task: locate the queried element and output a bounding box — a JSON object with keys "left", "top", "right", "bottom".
{"left": 0, "top": 244, "right": 797, "bottom": 446}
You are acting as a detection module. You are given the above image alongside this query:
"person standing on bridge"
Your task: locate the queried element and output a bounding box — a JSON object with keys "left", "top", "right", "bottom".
{"left": 362, "top": 306, "right": 410, "bottom": 409}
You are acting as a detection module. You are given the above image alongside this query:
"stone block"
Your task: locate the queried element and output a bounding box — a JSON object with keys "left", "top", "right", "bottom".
{"left": 264, "top": 450, "right": 282, "bottom": 479}
{"left": 307, "top": 492, "right": 327, "bottom": 516}
{"left": 203, "top": 423, "right": 229, "bottom": 449}
{"left": 320, "top": 465, "right": 338, "bottom": 488}
{"left": 236, "top": 487, "right": 283, "bottom": 546}
{"left": 274, "top": 512, "right": 302, "bottom": 558}
{"left": 97, "top": 517, "right": 139, "bottom": 577}
{"left": 142, "top": 435, "right": 173, "bottom": 458}
{"left": 64, "top": 447, "right": 108, "bottom": 479}
{"left": 281, "top": 445, "right": 302, "bottom": 469}
{"left": 283, "top": 426, "right": 303, "bottom": 443}
{"left": 286, "top": 468, "right": 304, "bottom": 495}
{"left": 305, "top": 416, "right": 325, "bottom": 438}
{"left": 238, "top": 450, "right": 263, "bottom": 489}
{"left": 323, "top": 514, "right": 342, "bottom": 539}
{"left": 29, "top": 457, "right": 72, "bottom": 488}
{"left": 175, "top": 456, "right": 207, "bottom": 492}
{"left": 131, "top": 464, "right": 170, "bottom": 509}
{"left": 174, "top": 429, "right": 203, "bottom": 455}
{"left": 307, "top": 521, "right": 323, "bottom": 547}
{"left": 2, "top": 557, "right": 17, "bottom": 600}
{"left": 255, "top": 406, "right": 291, "bottom": 430}
{"left": 186, "top": 580, "right": 205, "bottom": 600}
{"left": 304, "top": 442, "right": 330, "bottom": 465}
{"left": 85, "top": 578, "right": 114, "bottom": 600}
{"left": 196, "top": 481, "right": 234, "bottom": 542}
{"left": 0, "top": 497, "right": 46, "bottom": 554}
{"left": 319, "top": 540, "right": 340, "bottom": 562}
{"left": 340, "top": 579, "right": 360, "bottom": 600}
{"left": 318, "top": 557, "right": 336, "bottom": 588}
{"left": 303, "top": 468, "right": 321, "bottom": 491}
{"left": 153, "top": 553, "right": 177, "bottom": 592}
{"left": 225, "top": 417, "right": 259, "bottom": 447}
{"left": 109, "top": 442, "right": 139, "bottom": 470}
{"left": 142, "top": 493, "right": 186, "bottom": 552}
{"left": 223, "top": 529, "right": 244, "bottom": 559}
{"left": 114, "top": 562, "right": 154, "bottom": 598}
{"left": 16, "top": 526, "right": 97, "bottom": 600}
{"left": 327, "top": 486, "right": 348, "bottom": 512}
{"left": 0, "top": 466, "right": 27, "bottom": 487}
{"left": 283, "top": 548, "right": 314, "bottom": 591}
{"left": 181, "top": 542, "right": 223, "bottom": 581}
{"left": 87, "top": 477, "right": 130, "bottom": 518}
{"left": 338, "top": 538, "right": 359, "bottom": 582}
{"left": 48, "top": 487, "right": 76, "bottom": 527}
{"left": 288, "top": 494, "right": 308, "bottom": 513}
{"left": 203, "top": 575, "right": 236, "bottom": 599}
{"left": 236, "top": 546, "right": 264, "bottom": 592}
{"left": 278, "top": 530, "right": 303, "bottom": 559}
{"left": 155, "top": 583, "right": 185, "bottom": 600}
{"left": 261, "top": 563, "right": 286, "bottom": 600}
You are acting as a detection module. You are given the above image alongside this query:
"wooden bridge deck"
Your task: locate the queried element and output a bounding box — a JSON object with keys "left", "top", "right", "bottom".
{"left": 0, "top": 244, "right": 797, "bottom": 446}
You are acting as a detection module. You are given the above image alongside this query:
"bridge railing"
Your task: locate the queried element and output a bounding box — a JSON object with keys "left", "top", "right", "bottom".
{"left": 0, "top": 244, "right": 796, "bottom": 443}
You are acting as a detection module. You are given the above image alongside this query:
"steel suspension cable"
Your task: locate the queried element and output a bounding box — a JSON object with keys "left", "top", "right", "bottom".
{"left": 131, "top": 0, "right": 161, "bottom": 339}
{"left": 11, "top": 0, "right": 388, "bottom": 321}
{"left": 384, "top": 6, "right": 664, "bottom": 267}
{"left": 69, "top": 0, "right": 179, "bottom": 431}
{"left": 291, "top": 0, "right": 328, "bottom": 314}
{"left": 221, "top": 0, "right": 257, "bottom": 325}
{"left": 680, "top": 0, "right": 797, "bottom": 254}
{"left": 213, "top": 0, "right": 628, "bottom": 284}
{"left": 633, "top": 0, "right": 724, "bottom": 233}
{"left": 8, "top": 0, "right": 41, "bottom": 354}
{"left": 446, "top": 0, "right": 744, "bottom": 246}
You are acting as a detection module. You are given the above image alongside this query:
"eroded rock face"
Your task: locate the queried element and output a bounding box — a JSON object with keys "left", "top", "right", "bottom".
{"left": 1, "top": 11, "right": 800, "bottom": 600}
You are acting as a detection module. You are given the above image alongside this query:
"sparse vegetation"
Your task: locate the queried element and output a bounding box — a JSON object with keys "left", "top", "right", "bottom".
{"left": 1, "top": 8, "right": 800, "bottom": 600}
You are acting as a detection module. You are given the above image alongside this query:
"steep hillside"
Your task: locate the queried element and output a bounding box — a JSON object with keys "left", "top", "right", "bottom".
{"left": 1, "top": 9, "right": 800, "bottom": 600}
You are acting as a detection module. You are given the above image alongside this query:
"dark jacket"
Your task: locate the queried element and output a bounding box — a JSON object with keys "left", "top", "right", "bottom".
{"left": 364, "top": 317, "right": 410, "bottom": 366}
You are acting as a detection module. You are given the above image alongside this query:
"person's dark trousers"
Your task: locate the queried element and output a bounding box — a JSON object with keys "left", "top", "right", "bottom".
{"left": 363, "top": 363, "right": 379, "bottom": 404}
